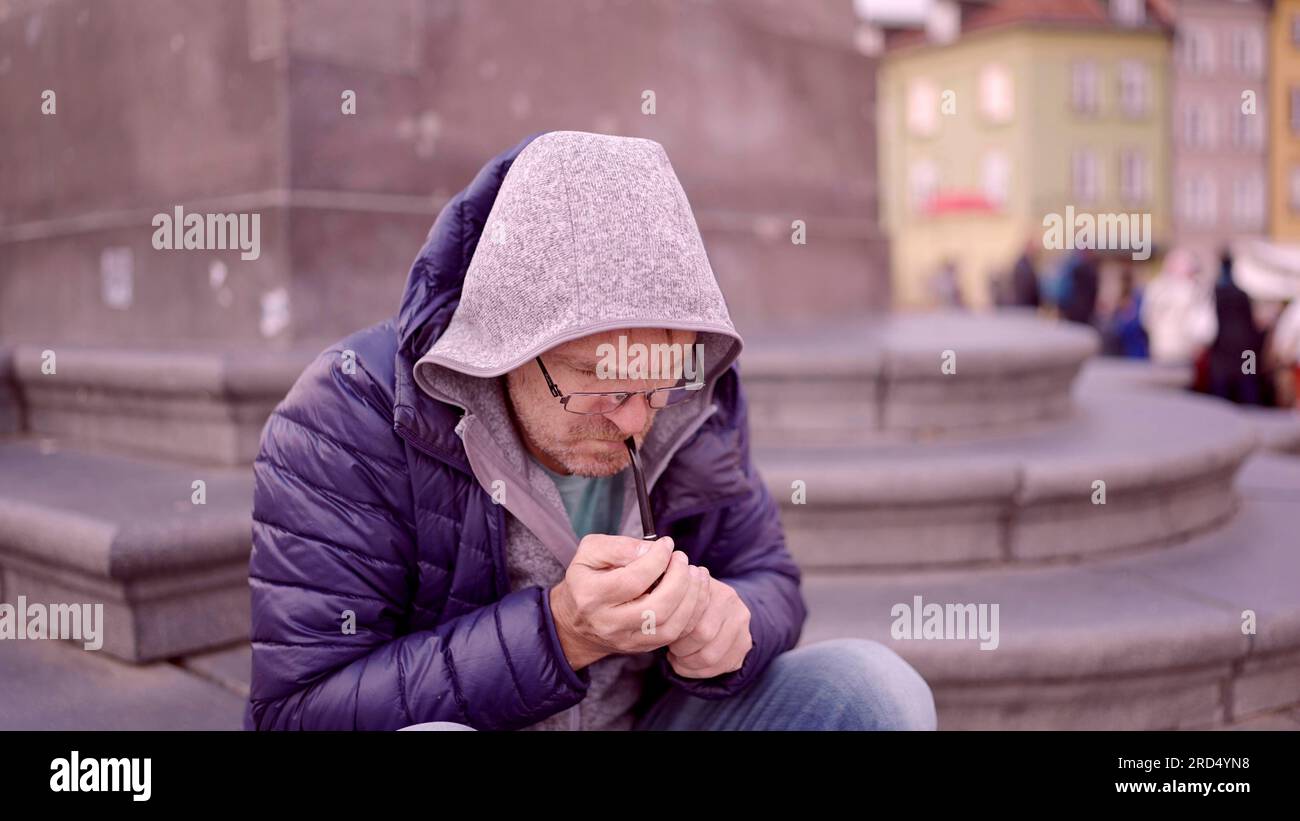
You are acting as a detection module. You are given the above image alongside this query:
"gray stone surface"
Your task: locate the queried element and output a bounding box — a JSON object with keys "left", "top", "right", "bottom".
{"left": 741, "top": 311, "right": 1099, "bottom": 446}
{"left": 0, "top": 0, "right": 888, "bottom": 350}
{"left": 796, "top": 458, "right": 1300, "bottom": 729}
{"left": 1214, "top": 706, "right": 1300, "bottom": 730}
{"left": 756, "top": 386, "right": 1257, "bottom": 568}
{"left": 9, "top": 345, "right": 312, "bottom": 465}
{"left": 179, "top": 642, "right": 252, "bottom": 699}
{"left": 0, "top": 437, "right": 254, "bottom": 661}
{"left": 0, "top": 634, "right": 245, "bottom": 730}
{"left": 1237, "top": 405, "right": 1300, "bottom": 455}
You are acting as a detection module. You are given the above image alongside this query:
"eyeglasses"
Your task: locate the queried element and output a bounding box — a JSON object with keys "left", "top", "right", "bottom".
{"left": 535, "top": 356, "right": 704, "bottom": 415}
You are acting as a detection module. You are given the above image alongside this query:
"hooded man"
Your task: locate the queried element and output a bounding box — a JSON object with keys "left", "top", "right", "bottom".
{"left": 245, "top": 131, "right": 936, "bottom": 732}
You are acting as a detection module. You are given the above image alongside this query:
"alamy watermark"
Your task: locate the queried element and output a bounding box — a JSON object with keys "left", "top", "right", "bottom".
{"left": 890, "top": 595, "right": 999, "bottom": 651}
{"left": 1042, "top": 205, "right": 1152, "bottom": 261}
{"left": 50, "top": 751, "right": 150, "bottom": 801}
{"left": 595, "top": 335, "right": 705, "bottom": 383}
{"left": 151, "top": 205, "right": 261, "bottom": 260}
{"left": 0, "top": 595, "right": 104, "bottom": 651}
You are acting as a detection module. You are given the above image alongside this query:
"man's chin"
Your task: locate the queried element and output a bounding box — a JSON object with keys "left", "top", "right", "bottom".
{"left": 555, "top": 441, "right": 628, "bottom": 477}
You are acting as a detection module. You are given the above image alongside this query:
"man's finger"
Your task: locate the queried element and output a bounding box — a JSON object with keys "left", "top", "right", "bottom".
{"left": 669, "top": 605, "right": 732, "bottom": 660}
{"left": 576, "top": 534, "right": 666, "bottom": 570}
{"left": 593, "top": 538, "right": 675, "bottom": 603}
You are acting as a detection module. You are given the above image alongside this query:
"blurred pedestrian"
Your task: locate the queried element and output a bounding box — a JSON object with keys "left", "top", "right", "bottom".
{"left": 1206, "top": 249, "right": 1267, "bottom": 405}
{"left": 1058, "top": 248, "right": 1099, "bottom": 326}
{"left": 1139, "top": 248, "right": 1216, "bottom": 366}
{"left": 930, "top": 258, "right": 966, "bottom": 309}
{"left": 1009, "top": 238, "right": 1042, "bottom": 308}
{"left": 1101, "top": 266, "right": 1148, "bottom": 358}
{"left": 1268, "top": 298, "right": 1300, "bottom": 408}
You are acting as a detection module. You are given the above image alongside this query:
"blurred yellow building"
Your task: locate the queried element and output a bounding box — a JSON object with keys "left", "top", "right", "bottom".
{"left": 1271, "top": 0, "right": 1300, "bottom": 242}
{"left": 876, "top": 0, "right": 1173, "bottom": 309}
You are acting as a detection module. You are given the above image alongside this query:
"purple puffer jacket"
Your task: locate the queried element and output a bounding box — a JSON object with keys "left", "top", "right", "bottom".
{"left": 244, "top": 132, "right": 807, "bottom": 730}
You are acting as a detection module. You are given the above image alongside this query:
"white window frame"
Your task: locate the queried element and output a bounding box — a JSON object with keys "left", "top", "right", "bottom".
{"left": 906, "top": 78, "right": 940, "bottom": 137}
{"left": 1181, "top": 26, "right": 1216, "bottom": 74}
{"left": 978, "top": 63, "right": 1015, "bottom": 124}
{"left": 1182, "top": 176, "right": 1217, "bottom": 226}
{"left": 1072, "top": 149, "right": 1100, "bottom": 205}
{"left": 909, "top": 159, "right": 939, "bottom": 214}
{"left": 1232, "top": 174, "right": 1265, "bottom": 229}
{"left": 1230, "top": 28, "right": 1263, "bottom": 77}
{"left": 1119, "top": 149, "right": 1149, "bottom": 205}
{"left": 1071, "top": 60, "right": 1100, "bottom": 116}
{"left": 981, "top": 150, "right": 1010, "bottom": 208}
{"left": 1118, "top": 60, "right": 1149, "bottom": 118}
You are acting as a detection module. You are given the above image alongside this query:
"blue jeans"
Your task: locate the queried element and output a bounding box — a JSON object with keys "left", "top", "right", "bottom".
{"left": 634, "top": 638, "right": 937, "bottom": 731}
{"left": 399, "top": 638, "right": 937, "bottom": 731}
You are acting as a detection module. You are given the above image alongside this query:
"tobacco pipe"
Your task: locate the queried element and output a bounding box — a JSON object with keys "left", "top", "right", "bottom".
{"left": 624, "top": 435, "right": 657, "bottom": 540}
{"left": 626, "top": 435, "right": 675, "bottom": 594}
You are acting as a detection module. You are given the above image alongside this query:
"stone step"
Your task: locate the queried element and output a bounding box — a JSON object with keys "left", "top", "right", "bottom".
{"left": 0, "top": 630, "right": 246, "bottom": 730}
{"left": 6, "top": 345, "right": 312, "bottom": 465}
{"left": 795, "top": 451, "right": 1300, "bottom": 729}
{"left": 755, "top": 384, "right": 1258, "bottom": 569}
{"left": 0, "top": 436, "right": 252, "bottom": 662}
{"left": 1078, "top": 356, "right": 1300, "bottom": 455}
{"left": 740, "top": 310, "right": 1098, "bottom": 447}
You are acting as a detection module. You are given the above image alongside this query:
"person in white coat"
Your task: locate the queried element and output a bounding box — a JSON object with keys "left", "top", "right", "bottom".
{"left": 1140, "top": 249, "right": 1217, "bottom": 366}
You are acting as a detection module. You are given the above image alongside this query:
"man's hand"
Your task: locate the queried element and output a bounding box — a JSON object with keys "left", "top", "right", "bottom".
{"left": 665, "top": 576, "right": 753, "bottom": 679}
{"left": 549, "top": 534, "right": 710, "bottom": 671}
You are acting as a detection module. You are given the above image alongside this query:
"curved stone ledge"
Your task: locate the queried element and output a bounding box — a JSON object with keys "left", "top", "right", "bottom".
{"left": 757, "top": 386, "right": 1259, "bottom": 569}
{"left": 741, "top": 311, "right": 1099, "bottom": 446}
{"left": 7, "top": 345, "right": 314, "bottom": 465}
{"left": 0, "top": 439, "right": 253, "bottom": 662}
{"left": 796, "top": 459, "right": 1300, "bottom": 728}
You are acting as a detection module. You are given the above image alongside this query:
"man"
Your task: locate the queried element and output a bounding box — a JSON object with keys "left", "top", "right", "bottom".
{"left": 245, "top": 130, "right": 936, "bottom": 731}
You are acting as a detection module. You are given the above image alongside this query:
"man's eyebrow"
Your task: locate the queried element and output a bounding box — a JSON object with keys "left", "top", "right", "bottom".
{"left": 552, "top": 351, "right": 596, "bottom": 369}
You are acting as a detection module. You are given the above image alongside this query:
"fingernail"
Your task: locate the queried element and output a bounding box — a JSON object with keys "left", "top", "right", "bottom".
{"left": 636, "top": 543, "right": 650, "bottom": 557}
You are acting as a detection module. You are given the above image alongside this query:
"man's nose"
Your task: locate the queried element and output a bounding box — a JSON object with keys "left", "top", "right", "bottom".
{"left": 603, "top": 393, "right": 651, "bottom": 436}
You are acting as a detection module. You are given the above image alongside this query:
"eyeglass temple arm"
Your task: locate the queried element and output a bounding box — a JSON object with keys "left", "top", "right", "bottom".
{"left": 535, "top": 356, "right": 563, "bottom": 398}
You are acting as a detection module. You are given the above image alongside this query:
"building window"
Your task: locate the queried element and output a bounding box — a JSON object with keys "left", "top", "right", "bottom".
{"left": 907, "top": 78, "right": 939, "bottom": 137}
{"left": 1232, "top": 102, "right": 1265, "bottom": 149}
{"left": 1180, "top": 26, "right": 1215, "bottom": 74}
{"left": 1072, "top": 61, "right": 1100, "bottom": 115}
{"left": 979, "top": 64, "right": 1014, "bottom": 123}
{"left": 909, "top": 159, "right": 939, "bottom": 214}
{"left": 1230, "top": 28, "right": 1263, "bottom": 77}
{"left": 1119, "top": 150, "right": 1149, "bottom": 205}
{"left": 1290, "top": 167, "right": 1300, "bottom": 212}
{"left": 1182, "top": 176, "right": 1217, "bottom": 226}
{"left": 981, "top": 151, "right": 1010, "bottom": 207}
{"left": 1110, "top": 0, "right": 1145, "bottom": 27}
{"left": 1232, "top": 174, "right": 1265, "bottom": 229}
{"left": 1182, "top": 103, "right": 1216, "bottom": 148}
{"left": 1292, "top": 13, "right": 1300, "bottom": 47}
{"left": 1118, "top": 60, "right": 1149, "bottom": 117}
{"left": 1072, "top": 150, "right": 1100, "bottom": 204}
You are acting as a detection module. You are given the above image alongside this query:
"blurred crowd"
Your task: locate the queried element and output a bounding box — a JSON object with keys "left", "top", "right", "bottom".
{"left": 969, "top": 245, "right": 1300, "bottom": 409}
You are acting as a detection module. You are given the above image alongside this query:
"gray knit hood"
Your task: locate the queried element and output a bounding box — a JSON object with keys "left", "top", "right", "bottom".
{"left": 412, "top": 130, "right": 743, "bottom": 390}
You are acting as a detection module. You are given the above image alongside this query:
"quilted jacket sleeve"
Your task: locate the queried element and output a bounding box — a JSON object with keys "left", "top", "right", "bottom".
{"left": 247, "top": 348, "right": 589, "bottom": 730}
{"left": 656, "top": 368, "right": 808, "bottom": 699}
